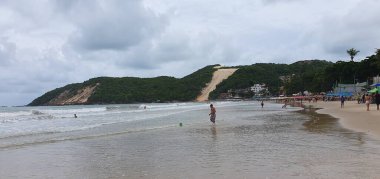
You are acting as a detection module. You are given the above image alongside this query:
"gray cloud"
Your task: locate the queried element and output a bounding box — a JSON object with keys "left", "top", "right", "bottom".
{"left": 66, "top": 0, "right": 168, "bottom": 51}
{"left": 317, "top": 0, "right": 380, "bottom": 59}
{"left": 0, "top": 38, "right": 16, "bottom": 66}
{"left": 0, "top": 0, "right": 380, "bottom": 106}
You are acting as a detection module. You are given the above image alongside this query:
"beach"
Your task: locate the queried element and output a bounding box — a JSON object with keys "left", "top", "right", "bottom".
{"left": 313, "top": 101, "right": 380, "bottom": 139}
{"left": 2, "top": 101, "right": 380, "bottom": 178}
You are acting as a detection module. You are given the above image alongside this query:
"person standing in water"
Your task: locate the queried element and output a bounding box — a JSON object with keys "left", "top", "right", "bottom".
{"left": 209, "top": 104, "right": 216, "bottom": 124}
{"left": 261, "top": 101, "right": 264, "bottom": 108}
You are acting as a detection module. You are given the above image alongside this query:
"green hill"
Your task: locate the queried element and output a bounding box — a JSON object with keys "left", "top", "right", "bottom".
{"left": 28, "top": 65, "right": 219, "bottom": 106}
{"left": 209, "top": 60, "right": 333, "bottom": 98}
{"left": 29, "top": 50, "right": 380, "bottom": 106}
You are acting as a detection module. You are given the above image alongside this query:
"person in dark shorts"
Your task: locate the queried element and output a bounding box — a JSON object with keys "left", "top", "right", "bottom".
{"left": 375, "top": 91, "right": 380, "bottom": 110}
{"left": 209, "top": 104, "right": 216, "bottom": 124}
{"left": 340, "top": 96, "right": 345, "bottom": 108}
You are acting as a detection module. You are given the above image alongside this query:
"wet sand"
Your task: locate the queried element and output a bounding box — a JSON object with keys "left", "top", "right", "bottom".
{"left": 2, "top": 103, "right": 380, "bottom": 178}
{"left": 312, "top": 101, "right": 380, "bottom": 139}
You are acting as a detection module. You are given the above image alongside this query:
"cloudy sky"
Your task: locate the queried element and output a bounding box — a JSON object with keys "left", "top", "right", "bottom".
{"left": 0, "top": 0, "right": 379, "bottom": 106}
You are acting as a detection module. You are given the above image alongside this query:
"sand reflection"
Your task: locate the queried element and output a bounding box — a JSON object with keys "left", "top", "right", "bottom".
{"left": 301, "top": 109, "right": 366, "bottom": 145}
{"left": 210, "top": 125, "right": 217, "bottom": 139}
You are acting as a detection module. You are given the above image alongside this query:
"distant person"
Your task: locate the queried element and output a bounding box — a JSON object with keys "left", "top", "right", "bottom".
{"left": 209, "top": 104, "right": 216, "bottom": 124}
{"left": 340, "top": 96, "right": 345, "bottom": 108}
{"left": 375, "top": 91, "right": 380, "bottom": 110}
{"left": 357, "top": 95, "right": 361, "bottom": 104}
{"left": 365, "top": 94, "right": 371, "bottom": 111}
{"left": 74, "top": 114, "right": 77, "bottom": 118}
{"left": 362, "top": 94, "right": 366, "bottom": 104}
{"left": 282, "top": 100, "right": 287, "bottom": 108}
{"left": 261, "top": 101, "right": 264, "bottom": 108}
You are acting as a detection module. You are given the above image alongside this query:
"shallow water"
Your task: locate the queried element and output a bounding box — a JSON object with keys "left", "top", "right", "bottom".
{"left": 1, "top": 102, "right": 380, "bottom": 178}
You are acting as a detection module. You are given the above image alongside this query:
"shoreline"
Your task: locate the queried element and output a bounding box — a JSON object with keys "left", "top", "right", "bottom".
{"left": 311, "top": 101, "right": 380, "bottom": 139}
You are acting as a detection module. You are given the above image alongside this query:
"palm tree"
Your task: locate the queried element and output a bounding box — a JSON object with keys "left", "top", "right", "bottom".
{"left": 346, "top": 48, "right": 360, "bottom": 61}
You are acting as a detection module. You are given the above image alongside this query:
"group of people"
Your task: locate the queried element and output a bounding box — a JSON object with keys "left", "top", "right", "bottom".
{"left": 342, "top": 92, "right": 380, "bottom": 111}
{"left": 363, "top": 92, "right": 380, "bottom": 111}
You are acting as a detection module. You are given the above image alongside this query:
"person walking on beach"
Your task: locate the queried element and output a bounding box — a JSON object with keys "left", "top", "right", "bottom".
{"left": 209, "top": 104, "right": 216, "bottom": 124}
{"left": 365, "top": 94, "right": 371, "bottom": 111}
{"left": 362, "top": 94, "right": 366, "bottom": 104}
{"left": 375, "top": 91, "right": 380, "bottom": 110}
{"left": 340, "top": 96, "right": 345, "bottom": 108}
{"left": 261, "top": 101, "right": 264, "bottom": 108}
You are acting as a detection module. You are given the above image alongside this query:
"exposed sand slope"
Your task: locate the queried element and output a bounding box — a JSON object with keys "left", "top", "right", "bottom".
{"left": 314, "top": 101, "right": 380, "bottom": 139}
{"left": 47, "top": 83, "right": 99, "bottom": 105}
{"left": 196, "top": 67, "right": 238, "bottom": 102}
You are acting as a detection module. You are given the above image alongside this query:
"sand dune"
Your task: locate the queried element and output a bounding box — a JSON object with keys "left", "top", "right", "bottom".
{"left": 196, "top": 67, "right": 238, "bottom": 102}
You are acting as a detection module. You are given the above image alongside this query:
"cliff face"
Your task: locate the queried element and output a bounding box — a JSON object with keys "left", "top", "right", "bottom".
{"left": 46, "top": 83, "right": 99, "bottom": 105}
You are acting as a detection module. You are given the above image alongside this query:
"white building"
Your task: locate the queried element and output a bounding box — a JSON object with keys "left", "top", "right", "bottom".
{"left": 250, "top": 84, "right": 267, "bottom": 93}
{"left": 374, "top": 75, "right": 380, "bottom": 84}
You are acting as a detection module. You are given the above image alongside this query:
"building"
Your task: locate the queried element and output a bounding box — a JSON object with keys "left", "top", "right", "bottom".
{"left": 373, "top": 75, "right": 380, "bottom": 84}
{"left": 250, "top": 84, "right": 268, "bottom": 94}
{"left": 332, "top": 82, "right": 367, "bottom": 96}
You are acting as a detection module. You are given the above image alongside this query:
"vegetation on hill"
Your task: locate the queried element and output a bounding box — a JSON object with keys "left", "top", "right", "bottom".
{"left": 29, "top": 50, "right": 380, "bottom": 106}
{"left": 210, "top": 50, "right": 380, "bottom": 99}
{"left": 324, "top": 50, "right": 380, "bottom": 85}
{"left": 28, "top": 83, "right": 83, "bottom": 106}
{"left": 28, "top": 65, "right": 218, "bottom": 105}
{"left": 209, "top": 60, "right": 333, "bottom": 98}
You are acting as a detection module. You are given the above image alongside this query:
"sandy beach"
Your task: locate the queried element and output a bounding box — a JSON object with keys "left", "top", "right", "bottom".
{"left": 313, "top": 101, "right": 380, "bottom": 139}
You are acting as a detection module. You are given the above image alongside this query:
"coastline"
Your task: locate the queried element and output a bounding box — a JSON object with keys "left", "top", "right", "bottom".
{"left": 311, "top": 101, "right": 380, "bottom": 139}
{"left": 3, "top": 101, "right": 380, "bottom": 178}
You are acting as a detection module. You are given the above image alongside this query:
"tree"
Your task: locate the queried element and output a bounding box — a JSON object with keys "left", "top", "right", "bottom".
{"left": 347, "top": 48, "right": 360, "bottom": 61}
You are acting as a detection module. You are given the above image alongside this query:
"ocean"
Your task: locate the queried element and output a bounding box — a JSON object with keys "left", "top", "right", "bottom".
{"left": 1, "top": 101, "right": 380, "bottom": 178}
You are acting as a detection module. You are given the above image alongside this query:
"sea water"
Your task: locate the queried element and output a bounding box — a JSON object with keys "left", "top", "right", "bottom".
{"left": 1, "top": 101, "right": 380, "bottom": 178}
{"left": 0, "top": 102, "right": 262, "bottom": 148}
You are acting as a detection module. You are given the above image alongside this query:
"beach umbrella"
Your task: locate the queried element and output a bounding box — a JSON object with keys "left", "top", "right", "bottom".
{"left": 368, "top": 88, "right": 379, "bottom": 93}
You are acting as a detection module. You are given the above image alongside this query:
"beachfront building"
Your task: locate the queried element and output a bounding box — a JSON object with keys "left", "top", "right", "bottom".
{"left": 374, "top": 75, "right": 380, "bottom": 84}
{"left": 218, "top": 92, "right": 233, "bottom": 99}
{"left": 331, "top": 82, "right": 367, "bottom": 96}
{"left": 250, "top": 84, "right": 268, "bottom": 94}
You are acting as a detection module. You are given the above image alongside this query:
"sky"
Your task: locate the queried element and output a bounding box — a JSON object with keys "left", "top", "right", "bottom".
{"left": 0, "top": 0, "right": 380, "bottom": 106}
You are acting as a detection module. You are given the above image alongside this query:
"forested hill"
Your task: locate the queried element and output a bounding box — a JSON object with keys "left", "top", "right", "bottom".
{"left": 29, "top": 50, "right": 380, "bottom": 106}
{"left": 28, "top": 65, "right": 219, "bottom": 106}
{"left": 209, "top": 50, "right": 380, "bottom": 99}
{"left": 209, "top": 60, "right": 333, "bottom": 98}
